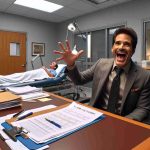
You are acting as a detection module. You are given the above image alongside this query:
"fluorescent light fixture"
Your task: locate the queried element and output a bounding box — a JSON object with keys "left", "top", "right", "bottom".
{"left": 14, "top": 0, "right": 63, "bottom": 13}
{"left": 87, "top": 33, "right": 91, "bottom": 58}
{"left": 96, "top": 0, "right": 108, "bottom": 3}
{"left": 87, "top": 0, "right": 108, "bottom": 5}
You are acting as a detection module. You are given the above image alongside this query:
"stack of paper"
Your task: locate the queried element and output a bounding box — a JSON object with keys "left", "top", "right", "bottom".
{"left": 0, "top": 91, "right": 22, "bottom": 110}
{"left": 7, "top": 86, "right": 49, "bottom": 101}
{"left": 20, "top": 92, "right": 49, "bottom": 101}
{"left": 0, "top": 104, "right": 57, "bottom": 150}
{"left": 7, "top": 86, "right": 42, "bottom": 95}
{"left": 12, "top": 102, "right": 104, "bottom": 143}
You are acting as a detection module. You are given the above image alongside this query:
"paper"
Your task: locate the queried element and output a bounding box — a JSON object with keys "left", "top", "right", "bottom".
{"left": 7, "top": 86, "right": 42, "bottom": 94}
{"left": 0, "top": 104, "right": 56, "bottom": 150}
{"left": 21, "top": 92, "right": 49, "bottom": 101}
{"left": 6, "top": 139, "right": 29, "bottom": 150}
{"left": 38, "top": 97, "right": 52, "bottom": 102}
{"left": 6, "top": 140, "right": 49, "bottom": 150}
{"left": 0, "top": 114, "right": 28, "bottom": 150}
{"left": 12, "top": 102, "right": 103, "bottom": 143}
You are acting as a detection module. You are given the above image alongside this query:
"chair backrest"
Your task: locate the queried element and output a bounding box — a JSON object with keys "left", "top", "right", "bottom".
{"left": 55, "top": 64, "right": 67, "bottom": 77}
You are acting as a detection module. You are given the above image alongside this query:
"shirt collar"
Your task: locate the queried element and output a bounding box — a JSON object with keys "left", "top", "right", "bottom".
{"left": 112, "top": 61, "right": 131, "bottom": 74}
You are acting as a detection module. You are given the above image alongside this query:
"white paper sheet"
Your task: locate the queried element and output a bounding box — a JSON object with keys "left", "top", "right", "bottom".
{"left": 13, "top": 102, "right": 103, "bottom": 143}
{"left": 0, "top": 104, "right": 57, "bottom": 150}
{"left": 6, "top": 139, "right": 29, "bottom": 150}
{"left": 21, "top": 92, "right": 49, "bottom": 101}
{"left": 7, "top": 86, "right": 42, "bottom": 94}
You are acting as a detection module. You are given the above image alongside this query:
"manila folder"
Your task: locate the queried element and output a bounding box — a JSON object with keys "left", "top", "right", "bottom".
{"left": 0, "top": 91, "right": 21, "bottom": 103}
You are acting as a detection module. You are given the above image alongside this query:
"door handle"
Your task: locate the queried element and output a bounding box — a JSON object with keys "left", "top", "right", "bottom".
{"left": 21, "top": 64, "right": 26, "bottom": 67}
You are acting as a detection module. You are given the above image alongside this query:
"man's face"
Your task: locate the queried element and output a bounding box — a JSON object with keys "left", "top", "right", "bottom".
{"left": 112, "top": 33, "right": 134, "bottom": 67}
{"left": 50, "top": 62, "right": 56, "bottom": 69}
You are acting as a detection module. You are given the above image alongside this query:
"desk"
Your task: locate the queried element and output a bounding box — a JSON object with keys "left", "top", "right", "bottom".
{"left": 0, "top": 93, "right": 150, "bottom": 150}
{"left": 142, "top": 66, "right": 150, "bottom": 70}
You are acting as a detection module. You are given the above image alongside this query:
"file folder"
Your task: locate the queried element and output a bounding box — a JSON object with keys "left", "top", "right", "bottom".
{"left": 0, "top": 91, "right": 22, "bottom": 110}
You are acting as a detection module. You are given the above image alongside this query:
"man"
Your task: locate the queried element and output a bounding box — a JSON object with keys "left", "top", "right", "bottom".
{"left": 42, "top": 61, "right": 58, "bottom": 77}
{"left": 54, "top": 27, "right": 150, "bottom": 122}
{"left": 0, "top": 62, "right": 58, "bottom": 86}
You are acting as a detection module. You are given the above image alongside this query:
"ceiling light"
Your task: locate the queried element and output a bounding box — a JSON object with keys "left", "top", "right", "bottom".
{"left": 14, "top": 0, "right": 63, "bottom": 13}
{"left": 87, "top": 0, "right": 108, "bottom": 5}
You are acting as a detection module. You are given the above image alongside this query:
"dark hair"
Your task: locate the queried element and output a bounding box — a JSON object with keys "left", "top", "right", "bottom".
{"left": 54, "top": 64, "right": 58, "bottom": 70}
{"left": 112, "top": 27, "right": 138, "bottom": 52}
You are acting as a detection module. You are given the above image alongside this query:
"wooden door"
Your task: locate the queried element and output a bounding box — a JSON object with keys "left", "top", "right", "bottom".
{"left": 0, "top": 30, "right": 26, "bottom": 75}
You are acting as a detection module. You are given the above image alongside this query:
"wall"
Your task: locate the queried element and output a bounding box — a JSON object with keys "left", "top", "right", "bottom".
{"left": 0, "top": 13, "right": 57, "bottom": 70}
{"left": 1, "top": 0, "right": 150, "bottom": 71}
{"left": 57, "top": 0, "right": 150, "bottom": 62}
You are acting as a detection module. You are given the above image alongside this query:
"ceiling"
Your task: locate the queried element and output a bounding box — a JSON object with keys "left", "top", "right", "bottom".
{"left": 0, "top": 0, "right": 134, "bottom": 23}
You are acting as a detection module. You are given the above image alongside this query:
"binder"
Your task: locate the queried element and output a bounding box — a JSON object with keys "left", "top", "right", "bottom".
{"left": 0, "top": 91, "right": 22, "bottom": 110}
{"left": 2, "top": 103, "right": 105, "bottom": 150}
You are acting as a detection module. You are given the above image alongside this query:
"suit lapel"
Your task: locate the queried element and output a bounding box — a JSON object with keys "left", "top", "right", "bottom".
{"left": 92, "top": 59, "right": 114, "bottom": 104}
{"left": 120, "top": 62, "right": 138, "bottom": 113}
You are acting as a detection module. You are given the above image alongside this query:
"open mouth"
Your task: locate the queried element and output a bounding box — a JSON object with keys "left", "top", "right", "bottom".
{"left": 116, "top": 51, "right": 128, "bottom": 62}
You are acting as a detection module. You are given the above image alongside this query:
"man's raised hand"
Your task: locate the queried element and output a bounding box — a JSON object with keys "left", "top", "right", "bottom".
{"left": 54, "top": 40, "right": 84, "bottom": 66}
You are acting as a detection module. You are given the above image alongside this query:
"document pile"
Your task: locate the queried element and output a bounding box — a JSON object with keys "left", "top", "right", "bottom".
{"left": 0, "top": 104, "right": 57, "bottom": 150}
{"left": 12, "top": 102, "right": 104, "bottom": 144}
{"left": 7, "top": 86, "right": 49, "bottom": 101}
{"left": 7, "top": 86, "right": 42, "bottom": 94}
{"left": 0, "top": 91, "right": 22, "bottom": 110}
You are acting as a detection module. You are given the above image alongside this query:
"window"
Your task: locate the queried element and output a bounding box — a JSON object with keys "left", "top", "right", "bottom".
{"left": 91, "top": 29, "right": 106, "bottom": 62}
{"left": 74, "top": 24, "right": 125, "bottom": 65}
{"left": 144, "top": 21, "right": 150, "bottom": 60}
{"left": 10, "top": 43, "right": 20, "bottom": 56}
{"left": 74, "top": 33, "right": 88, "bottom": 71}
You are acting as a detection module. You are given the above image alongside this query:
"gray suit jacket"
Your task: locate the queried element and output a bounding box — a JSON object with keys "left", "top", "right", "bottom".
{"left": 67, "top": 58, "right": 150, "bottom": 121}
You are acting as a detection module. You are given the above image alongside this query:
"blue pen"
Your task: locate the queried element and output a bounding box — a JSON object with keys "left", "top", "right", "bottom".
{"left": 45, "top": 118, "right": 61, "bottom": 128}
{"left": 17, "top": 112, "right": 33, "bottom": 121}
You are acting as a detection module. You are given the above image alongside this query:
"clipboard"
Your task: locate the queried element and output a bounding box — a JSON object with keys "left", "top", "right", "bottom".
{"left": 2, "top": 103, "right": 105, "bottom": 150}
{"left": 6, "top": 103, "right": 70, "bottom": 124}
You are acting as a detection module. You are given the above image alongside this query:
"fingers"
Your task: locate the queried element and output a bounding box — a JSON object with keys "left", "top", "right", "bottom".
{"left": 58, "top": 42, "right": 66, "bottom": 52}
{"left": 53, "top": 50, "right": 64, "bottom": 55}
{"left": 58, "top": 40, "right": 71, "bottom": 52}
{"left": 56, "top": 56, "right": 64, "bottom": 61}
{"left": 66, "top": 40, "right": 71, "bottom": 51}
{"left": 54, "top": 49, "right": 64, "bottom": 61}
{"left": 77, "top": 50, "right": 84, "bottom": 58}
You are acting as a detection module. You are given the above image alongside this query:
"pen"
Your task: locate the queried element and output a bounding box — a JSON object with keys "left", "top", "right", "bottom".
{"left": 17, "top": 112, "right": 33, "bottom": 121}
{"left": 13, "top": 109, "right": 25, "bottom": 118}
{"left": 45, "top": 118, "right": 61, "bottom": 128}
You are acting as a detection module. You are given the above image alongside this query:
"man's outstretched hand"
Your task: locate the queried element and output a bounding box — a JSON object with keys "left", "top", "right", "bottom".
{"left": 54, "top": 40, "right": 84, "bottom": 66}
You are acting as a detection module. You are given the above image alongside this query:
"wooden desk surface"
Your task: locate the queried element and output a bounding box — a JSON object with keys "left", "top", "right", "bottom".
{"left": 143, "top": 67, "right": 150, "bottom": 70}
{"left": 0, "top": 93, "right": 150, "bottom": 150}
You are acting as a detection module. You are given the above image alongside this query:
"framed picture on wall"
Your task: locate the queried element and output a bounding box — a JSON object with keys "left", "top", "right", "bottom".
{"left": 32, "top": 42, "right": 45, "bottom": 56}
